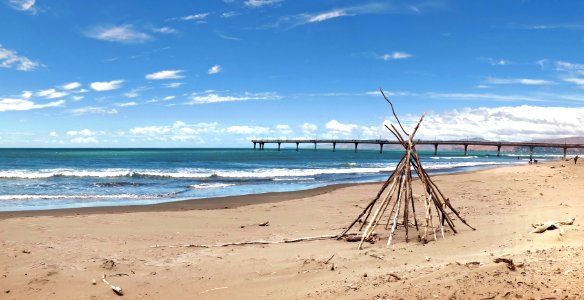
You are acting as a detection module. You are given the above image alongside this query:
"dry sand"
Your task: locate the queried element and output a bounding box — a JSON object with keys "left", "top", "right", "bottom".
{"left": 1, "top": 160, "right": 583, "bottom": 299}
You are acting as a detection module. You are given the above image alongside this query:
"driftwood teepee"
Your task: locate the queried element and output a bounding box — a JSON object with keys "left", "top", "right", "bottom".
{"left": 337, "top": 89, "right": 475, "bottom": 249}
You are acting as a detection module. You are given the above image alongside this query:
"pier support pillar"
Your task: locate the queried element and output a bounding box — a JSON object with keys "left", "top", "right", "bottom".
{"left": 277, "top": 142, "right": 281, "bottom": 151}
{"left": 261, "top": 143, "right": 265, "bottom": 150}
{"left": 333, "top": 142, "right": 336, "bottom": 152}
{"left": 529, "top": 146, "right": 534, "bottom": 160}
{"left": 497, "top": 145, "right": 501, "bottom": 157}
{"left": 296, "top": 142, "right": 299, "bottom": 152}
{"left": 433, "top": 144, "right": 438, "bottom": 156}
{"left": 379, "top": 143, "right": 383, "bottom": 154}
{"left": 253, "top": 142, "right": 256, "bottom": 150}
{"left": 464, "top": 144, "right": 468, "bottom": 156}
{"left": 314, "top": 142, "right": 317, "bottom": 151}
{"left": 563, "top": 147, "right": 567, "bottom": 160}
{"left": 354, "top": 143, "right": 358, "bottom": 153}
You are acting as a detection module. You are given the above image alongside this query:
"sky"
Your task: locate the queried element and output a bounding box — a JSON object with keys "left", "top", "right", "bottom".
{"left": 1, "top": 0, "right": 584, "bottom": 147}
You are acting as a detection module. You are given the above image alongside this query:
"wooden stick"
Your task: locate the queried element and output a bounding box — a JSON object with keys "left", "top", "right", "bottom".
{"left": 102, "top": 274, "right": 123, "bottom": 296}
{"left": 338, "top": 156, "right": 406, "bottom": 238}
{"left": 358, "top": 167, "right": 404, "bottom": 249}
{"left": 380, "top": 88, "right": 409, "bottom": 136}
{"left": 152, "top": 234, "right": 338, "bottom": 249}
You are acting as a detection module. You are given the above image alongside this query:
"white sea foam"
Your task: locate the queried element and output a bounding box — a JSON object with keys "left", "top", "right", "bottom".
{"left": 0, "top": 194, "right": 151, "bottom": 201}
{"left": 190, "top": 183, "right": 235, "bottom": 189}
{"left": 0, "top": 161, "right": 517, "bottom": 181}
{"left": 429, "top": 156, "right": 478, "bottom": 160}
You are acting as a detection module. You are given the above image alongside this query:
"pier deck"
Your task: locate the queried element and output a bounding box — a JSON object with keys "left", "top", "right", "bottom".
{"left": 251, "top": 139, "right": 584, "bottom": 159}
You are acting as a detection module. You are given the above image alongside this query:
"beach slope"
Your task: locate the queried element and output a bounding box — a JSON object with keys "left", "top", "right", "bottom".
{"left": 1, "top": 161, "right": 583, "bottom": 299}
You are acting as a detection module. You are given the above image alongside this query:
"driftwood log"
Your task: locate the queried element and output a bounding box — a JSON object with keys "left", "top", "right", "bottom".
{"left": 101, "top": 274, "right": 123, "bottom": 296}
{"left": 530, "top": 217, "right": 575, "bottom": 235}
{"left": 151, "top": 234, "right": 338, "bottom": 248}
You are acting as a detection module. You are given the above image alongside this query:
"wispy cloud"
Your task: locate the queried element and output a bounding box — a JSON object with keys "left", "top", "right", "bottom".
{"left": 307, "top": 10, "right": 347, "bottom": 23}
{"left": 69, "top": 106, "right": 118, "bottom": 115}
{"left": 146, "top": 70, "right": 185, "bottom": 80}
{"left": 563, "top": 77, "right": 584, "bottom": 86}
{"left": 85, "top": 25, "right": 152, "bottom": 44}
{"left": 244, "top": 0, "right": 283, "bottom": 8}
{"left": 208, "top": 65, "right": 221, "bottom": 75}
{"left": 382, "top": 52, "right": 413, "bottom": 60}
{"left": 0, "top": 98, "right": 64, "bottom": 112}
{"left": 187, "top": 91, "right": 281, "bottom": 104}
{"left": 221, "top": 11, "right": 239, "bottom": 18}
{"left": 115, "top": 102, "right": 138, "bottom": 107}
{"left": 482, "top": 57, "right": 512, "bottom": 66}
{"left": 7, "top": 0, "right": 37, "bottom": 14}
{"left": 151, "top": 27, "right": 177, "bottom": 34}
{"left": 0, "top": 44, "right": 42, "bottom": 71}
{"left": 271, "top": 3, "right": 392, "bottom": 29}
{"left": 172, "top": 13, "right": 210, "bottom": 22}
{"left": 519, "top": 23, "right": 584, "bottom": 31}
{"left": 163, "top": 82, "right": 183, "bottom": 88}
{"left": 217, "top": 32, "right": 240, "bottom": 41}
{"left": 484, "top": 77, "right": 555, "bottom": 86}
{"left": 90, "top": 80, "right": 124, "bottom": 91}
{"left": 61, "top": 82, "right": 81, "bottom": 90}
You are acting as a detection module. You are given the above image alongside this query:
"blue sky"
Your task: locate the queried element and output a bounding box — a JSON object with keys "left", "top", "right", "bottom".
{"left": 1, "top": 0, "right": 584, "bottom": 147}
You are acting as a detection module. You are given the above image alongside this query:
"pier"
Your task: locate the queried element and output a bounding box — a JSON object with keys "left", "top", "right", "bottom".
{"left": 251, "top": 139, "right": 584, "bottom": 159}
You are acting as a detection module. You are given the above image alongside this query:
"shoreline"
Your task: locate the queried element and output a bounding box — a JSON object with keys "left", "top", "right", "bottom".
{"left": 0, "top": 163, "right": 513, "bottom": 219}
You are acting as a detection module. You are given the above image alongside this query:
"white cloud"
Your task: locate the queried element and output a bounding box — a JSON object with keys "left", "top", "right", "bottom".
{"left": 221, "top": 11, "right": 239, "bottom": 18}
{"left": 301, "top": 122, "right": 318, "bottom": 134}
{"left": 69, "top": 107, "right": 118, "bottom": 115}
{"left": 244, "top": 0, "right": 282, "bottom": 7}
{"left": 71, "top": 137, "right": 99, "bottom": 144}
{"left": 273, "top": 3, "right": 391, "bottom": 29}
{"left": 71, "top": 95, "right": 84, "bottom": 101}
{"left": 146, "top": 70, "right": 185, "bottom": 80}
{"left": 116, "top": 102, "right": 137, "bottom": 107}
{"left": 129, "top": 121, "right": 219, "bottom": 142}
{"left": 0, "top": 44, "right": 42, "bottom": 71}
{"left": 49, "top": 132, "right": 58, "bottom": 137}
{"left": 175, "top": 13, "right": 210, "bottom": 21}
{"left": 36, "top": 89, "right": 56, "bottom": 97}
{"left": 85, "top": 25, "right": 152, "bottom": 44}
{"left": 151, "top": 27, "right": 177, "bottom": 34}
{"left": 0, "top": 98, "right": 64, "bottom": 112}
{"left": 563, "top": 77, "right": 584, "bottom": 86}
{"left": 21, "top": 91, "right": 33, "bottom": 99}
{"left": 415, "top": 105, "right": 584, "bottom": 141}
{"left": 275, "top": 124, "right": 293, "bottom": 135}
{"left": 485, "top": 77, "right": 555, "bottom": 85}
{"left": 37, "top": 89, "right": 68, "bottom": 99}
{"left": 8, "top": 0, "right": 37, "bottom": 13}
{"left": 188, "top": 91, "right": 281, "bottom": 104}
{"left": 226, "top": 125, "right": 270, "bottom": 135}
{"left": 325, "top": 120, "right": 358, "bottom": 134}
{"left": 130, "top": 126, "right": 171, "bottom": 135}
{"left": 66, "top": 129, "right": 96, "bottom": 136}
{"left": 46, "top": 91, "right": 68, "bottom": 99}
{"left": 163, "top": 96, "right": 175, "bottom": 101}
{"left": 90, "top": 80, "right": 124, "bottom": 91}
{"left": 308, "top": 10, "right": 347, "bottom": 23}
{"left": 61, "top": 82, "right": 81, "bottom": 90}
{"left": 208, "top": 65, "right": 221, "bottom": 75}
{"left": 382, "top": 52, "right": 413, "bottom": 60}
{"left": 163, "top": 82, "right": 183, "bottom": 88}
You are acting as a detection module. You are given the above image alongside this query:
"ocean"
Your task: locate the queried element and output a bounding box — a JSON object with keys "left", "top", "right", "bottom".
{"left": 0, "top": 147, "right": 548, "bottom": 211}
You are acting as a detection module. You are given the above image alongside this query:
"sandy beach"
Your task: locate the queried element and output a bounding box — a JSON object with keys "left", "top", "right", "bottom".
{"left": 1, "top": 160, "right": 583, "bottom": 299}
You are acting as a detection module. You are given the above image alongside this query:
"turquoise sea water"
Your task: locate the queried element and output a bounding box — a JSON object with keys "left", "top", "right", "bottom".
{"left": 0, "top": 148, "right": 549, "bottom": 211}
